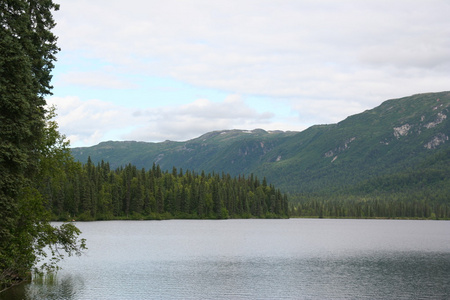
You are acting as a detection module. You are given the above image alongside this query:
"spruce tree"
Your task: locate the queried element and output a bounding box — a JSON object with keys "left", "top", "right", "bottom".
{"left": 1, "top": 1, "right": 85, "bottom": 288}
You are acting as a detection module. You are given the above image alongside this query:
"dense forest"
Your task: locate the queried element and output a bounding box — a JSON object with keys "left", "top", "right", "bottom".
{"left": 61, "top": 137, "right": 450, "bottom": 221}
{"left": 41, "top": 158, "right": 290, "bottom": 220}
{"left": 43, "top": 151, "right": 450, "bottom": 221}
{"left": 290, "top": 193, "right": 449, "bottom": 219}
{"left": 290, "top": 148, "right": 450, "bottom": 219}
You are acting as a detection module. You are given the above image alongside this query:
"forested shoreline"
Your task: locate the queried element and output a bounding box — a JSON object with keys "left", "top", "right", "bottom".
{"left": 290, "top": 195, "right": 449, "bottom": 219}
{"left": 41, "top": 154, "right": 450, "bottom": 221}
{"left": 41, "top": 158, "right": 290, "bottom": 221}
{"left": 289, "top": 149, "right": 450, "bottom": 220}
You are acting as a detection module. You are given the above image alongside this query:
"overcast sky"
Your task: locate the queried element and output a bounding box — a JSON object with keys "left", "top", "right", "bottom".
{"left": 47, "top": 0, "right": 450, "bottom": 147}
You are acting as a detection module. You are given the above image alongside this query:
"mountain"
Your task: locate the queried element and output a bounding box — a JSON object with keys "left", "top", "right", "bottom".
{"left": 71, "top": 129, "right": 299, "bottom": 177}
{"left": 71, "top": 92, "right": 450, "bottom": 198}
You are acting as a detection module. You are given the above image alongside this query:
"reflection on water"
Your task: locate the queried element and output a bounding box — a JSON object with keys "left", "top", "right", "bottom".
{"left": 1, "top": 275, "right": 83, "bottom": 300}
{"left": 1, "top": 219, "right": 449, "bottom": 299}
{"left": 3, "top": 253, "right": 449, "bottom": 299}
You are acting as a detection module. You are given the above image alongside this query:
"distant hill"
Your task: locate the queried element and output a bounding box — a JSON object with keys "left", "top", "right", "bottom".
{"left": 72, "top": 92, "right": 450, "bottom": 201}
{"left": 71, "top": 129, "right": 299, "bottom": 178}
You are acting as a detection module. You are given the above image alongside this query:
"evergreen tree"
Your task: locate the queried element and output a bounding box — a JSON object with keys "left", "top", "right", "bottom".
{"left": 1, "top": 0, "right": 85, "bottom": 288}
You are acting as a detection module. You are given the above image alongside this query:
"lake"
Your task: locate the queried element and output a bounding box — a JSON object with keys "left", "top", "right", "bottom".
{"left": 2, "top": 219, "right": 449, "bottom": 299}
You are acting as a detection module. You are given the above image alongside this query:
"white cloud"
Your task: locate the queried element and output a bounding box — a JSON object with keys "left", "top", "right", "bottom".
{"left": 125, "top": 95, "right": 275, "bottom": 142}
{"left": 47, "top": 95, "right": 278, "bottom": 147}
{"left": 57, "top": 70, "right": 139, "bottom": 89}
{"left": 55, "top": 1, "right": 450, "bottom": 94}
{"left": 47, "top": 96, "right": 132, "bottom": 147}
{"left": 50, "top": 0, "right": 450, "bottom": 146}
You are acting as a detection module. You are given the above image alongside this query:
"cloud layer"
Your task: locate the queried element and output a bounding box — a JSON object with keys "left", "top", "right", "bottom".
{"left": 50, "top": 0, "right": 450, "bottom": 146}
{"left": 48, "top": 95, "right": 281, "bottom": 146}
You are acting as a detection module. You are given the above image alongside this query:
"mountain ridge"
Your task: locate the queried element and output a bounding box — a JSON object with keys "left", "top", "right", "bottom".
{"left": 71, "top": 91, "right": 450, "bottom": 197}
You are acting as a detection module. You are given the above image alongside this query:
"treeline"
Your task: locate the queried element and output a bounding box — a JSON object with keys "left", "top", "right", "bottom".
{"left": 290, "top": 169, "right": 450, "bottom": 219}
{"left": 290, "top": 194, "right": 449, "bottom": 219}
{"left": 40, "top": 158, "right": 289, "bottom": 220}
{"left": 290, "top": 148, "right": 450, "bottom": 219}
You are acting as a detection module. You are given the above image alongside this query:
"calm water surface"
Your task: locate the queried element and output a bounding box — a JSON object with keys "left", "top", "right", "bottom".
{"left": 2, "top": 219, "right": 449, "bottom": 299}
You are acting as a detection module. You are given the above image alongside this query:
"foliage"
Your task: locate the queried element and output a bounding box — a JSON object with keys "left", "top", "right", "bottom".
{"left": 0, "top": 108, "right": 87, "bottom": 290}
{"left": 40, "top": 160, "right": 290, "bottom": 221}
{"left": 0, "top": 0, "right": 85, "bottom": 291}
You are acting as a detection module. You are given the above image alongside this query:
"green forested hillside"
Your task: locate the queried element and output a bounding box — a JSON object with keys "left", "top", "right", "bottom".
{"left": 72, "top": 129, "right": 298, "bottom": 175}
{"left": 261, "top": 93, "right": 448, "bottom": 191}
{"left": 72, "top": 92, "right": 450, "bottom": 218}
{"left": 291, "top": 147, "right": 450, "bottom": 219}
